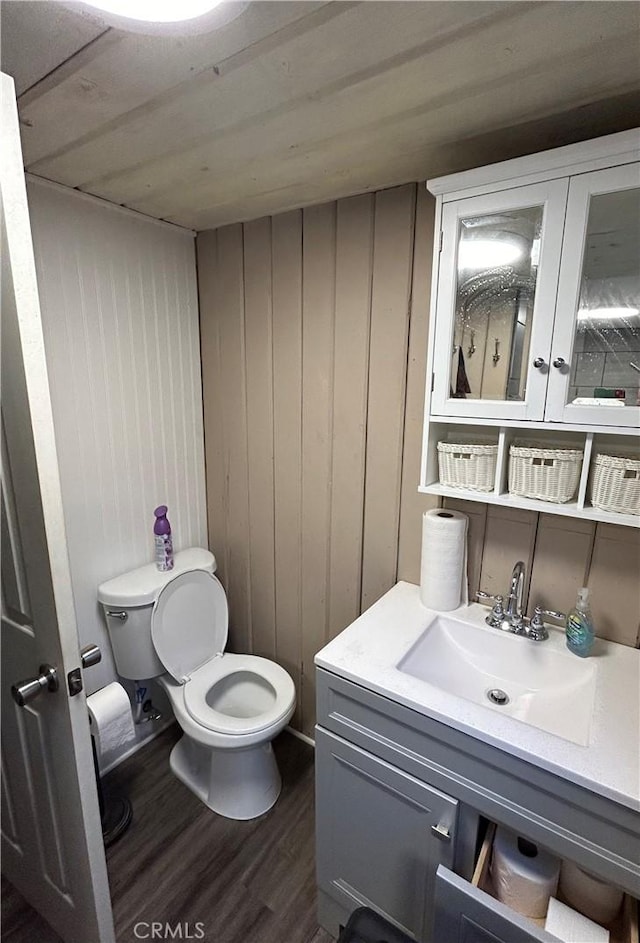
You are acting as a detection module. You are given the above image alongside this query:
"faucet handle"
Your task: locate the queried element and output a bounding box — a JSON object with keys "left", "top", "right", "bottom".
{"left": 477, "top": 591, "right": 505, "bottom": 626}
{"left": 527, "top": 605, "right": 566, "bottom": 641}
{"left": 477, "top": 591, "right": 503, "bottom": 609}
{"left": 533, "top": 606, "right": 566, "bottom": 622}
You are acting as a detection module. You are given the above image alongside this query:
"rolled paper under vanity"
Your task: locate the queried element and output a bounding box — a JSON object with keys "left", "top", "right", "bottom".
{"left": 490, "top": 826, "right": 560, "bottom": 919}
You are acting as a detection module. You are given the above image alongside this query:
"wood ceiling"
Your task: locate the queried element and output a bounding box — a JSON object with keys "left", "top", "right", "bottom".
{"left": 2, "top": 1, "right": 639, "bottom": 231}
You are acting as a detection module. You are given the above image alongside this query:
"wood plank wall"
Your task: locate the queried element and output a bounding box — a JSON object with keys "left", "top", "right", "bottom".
{"left": 197, "top": 184, "right": 640, "bottom": 737}
{"left": 434, "top": 503, "right": 640, "bottom": 650}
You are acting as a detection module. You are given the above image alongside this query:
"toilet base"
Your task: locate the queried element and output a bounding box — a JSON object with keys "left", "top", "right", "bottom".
{"left": 169, "top": 733, "right": 282, "bottom": 820}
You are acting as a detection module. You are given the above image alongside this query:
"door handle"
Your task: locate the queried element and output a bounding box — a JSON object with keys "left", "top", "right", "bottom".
{"left": 12, "top": 665, "right": 59, "bottom": 707}
{"left": 552, "top": 357, "right": 566, "bottom": 368}
{"left": 431, "top": 823, "right": 451, "bottom": 842}
{"left": 81, "top": 644, "right": 102, "bottom": 668}
{"left": 532, "top": 357, "right": 546, "bottom": 369}
{"left": 67, "top": 644, "right": 103, "bottom": 697}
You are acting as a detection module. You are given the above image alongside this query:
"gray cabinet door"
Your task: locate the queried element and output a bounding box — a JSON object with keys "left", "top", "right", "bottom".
{"left": 316, "top": 729, "right": 458, "bottom": 942}
{"left": 433, "top": 865, "right": 559, "bottom": 943}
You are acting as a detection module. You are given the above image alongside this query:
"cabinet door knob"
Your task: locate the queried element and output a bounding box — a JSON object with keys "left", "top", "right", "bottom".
{"left": 431, "top": 823, "right": 451, "bottom": 842}
{"left": 552, "top": 357, "right": 566, "bottom": 368}
{"left": 532, "top": 357, "right": 546, "bottom": 369}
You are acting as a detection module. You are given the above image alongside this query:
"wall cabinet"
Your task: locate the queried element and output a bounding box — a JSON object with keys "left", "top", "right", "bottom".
{"left": 546, "top": 162, "right": 640, "bottom": 427}
{"left": 315, "top": 668, "right": 639, "bottom": 943}
{"left": 421, "top": 130, "right": 640, "bottom": 525}
{"left": 432, "top": 178, "right": 568, "bottom": 424}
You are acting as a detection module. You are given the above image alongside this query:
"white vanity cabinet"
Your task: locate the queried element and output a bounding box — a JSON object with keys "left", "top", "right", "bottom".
{"left": 421, "top": 130, "right": 640, "bottom": 524}
{"left": 315, "top": 668, "right": 640, "bottom": 943}
{"left": 433, "top": 824, "right": 639, "bottom": 943}
{"left": 315, "top": 728, "right": 460, "bottom": 942}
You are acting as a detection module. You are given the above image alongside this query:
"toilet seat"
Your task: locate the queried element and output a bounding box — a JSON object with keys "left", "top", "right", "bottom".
{"left": 152, "top": 569, "right": 295, "bottom": 739}
{"left": 183, "top": 654, "right": 295, "bottom": 736}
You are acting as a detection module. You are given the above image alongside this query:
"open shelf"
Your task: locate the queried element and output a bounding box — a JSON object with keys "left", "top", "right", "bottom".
{"left": 421, "top": 422, "right": 640, "bottom": 527}
{"left": 430, "top": 415, "right": 639, "bottom": 435}
{"left": 420, "top": 482, "right": 638, "bottom": 527}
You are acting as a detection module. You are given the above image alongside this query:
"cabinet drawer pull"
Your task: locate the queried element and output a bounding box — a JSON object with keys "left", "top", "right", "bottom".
{"left": 431, "top": 823, "right": 451, "bottom": 842}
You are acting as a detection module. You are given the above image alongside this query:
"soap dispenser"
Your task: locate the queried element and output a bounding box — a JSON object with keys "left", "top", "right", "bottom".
{"left": 565, "top": 587, "right": 595, "bottom": 657}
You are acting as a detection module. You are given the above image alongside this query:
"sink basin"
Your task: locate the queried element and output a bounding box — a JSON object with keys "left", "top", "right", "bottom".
{"left": 397, "top": 614, "right": 597, "bottom": 745}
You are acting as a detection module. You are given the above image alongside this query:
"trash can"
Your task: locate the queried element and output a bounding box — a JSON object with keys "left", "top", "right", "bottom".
{"left": 337, "top": 907, "right": 414, "bottom": 943}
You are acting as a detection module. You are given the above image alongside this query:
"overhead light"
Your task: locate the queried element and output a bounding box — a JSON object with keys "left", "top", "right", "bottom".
{"left": 458, "top": 239, "right": 524, "bottom": 270}
{"left": 577, "top": 306, "right": 640, "bottom": 321}
{"left": 72, "top": 0, "right": 248, "bottom": 34}
{"left": 83, "top": 0, "right": 223, "bottom": 21}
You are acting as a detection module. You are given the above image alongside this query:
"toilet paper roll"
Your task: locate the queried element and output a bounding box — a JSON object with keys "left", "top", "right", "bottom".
{"left": 88, "top": 682, "right": 136, "bottom": 764}
{"left": 559, "top": 860, "right": 623, "bottom": 926}
{"left": 419, "top": 509, "right": 468, "bottom": 611}
{"left": 490, "top": 827, "right": 560, "bottom": 919}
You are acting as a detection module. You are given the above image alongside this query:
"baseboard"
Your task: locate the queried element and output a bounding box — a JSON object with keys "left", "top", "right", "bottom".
{"left": 100, "top": 717, "right": 176, "bottom": 775}
{"left": 102, "top": 719, "right": 311, "bottom": 774}
{"left": 285, "top": 725, "right": 315, "bottom": 748}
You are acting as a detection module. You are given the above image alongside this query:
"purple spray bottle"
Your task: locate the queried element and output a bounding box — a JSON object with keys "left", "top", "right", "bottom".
{"left": 153, "top": 505, "right": 174, "bottom": 572}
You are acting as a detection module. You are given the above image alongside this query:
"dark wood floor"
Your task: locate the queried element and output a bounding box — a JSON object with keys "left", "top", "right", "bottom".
{"left": 1, "top": 877, "right": 62, "bottom": 943}
{"left": 2, "top": 726, "right": 334, "bottom": 943}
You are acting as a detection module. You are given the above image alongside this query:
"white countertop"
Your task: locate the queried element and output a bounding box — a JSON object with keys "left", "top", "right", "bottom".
{"left": 315, "top": 581, "right": 640, "bottom": 812}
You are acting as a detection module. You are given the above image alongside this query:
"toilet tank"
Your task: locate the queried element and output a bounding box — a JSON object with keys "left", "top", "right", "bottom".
{"left": 98, "top": 547, "right": 216, "bottom": 680}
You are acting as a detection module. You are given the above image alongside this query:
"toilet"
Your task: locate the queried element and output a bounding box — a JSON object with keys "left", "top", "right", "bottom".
{"left": 97, "top": 547, "right": 296, "bottom": 820}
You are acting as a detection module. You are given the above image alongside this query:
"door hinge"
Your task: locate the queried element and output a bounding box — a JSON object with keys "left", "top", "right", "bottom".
{"left": 67, "top": 667, "right": 83, "bottom": 697}
{"left": 438, "top": 231, "right": 443, "bottom": 252}
{"left": 431, "top": 372, "right": 435, "bottom": 392}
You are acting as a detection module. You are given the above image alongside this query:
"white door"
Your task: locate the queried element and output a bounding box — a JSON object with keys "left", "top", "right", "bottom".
{"left": 431, "top": 179, "right": 569, "bottom": 421}
{"left": 1, "top": 73, "right": 115, "bottom": 943}
{"left": 545, "top": 162, "right": 640, "bottom": 428}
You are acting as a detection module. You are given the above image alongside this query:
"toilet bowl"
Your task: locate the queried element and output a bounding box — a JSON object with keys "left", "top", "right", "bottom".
{"left": 98, "top": 548, "right": 296, "bottom": 820}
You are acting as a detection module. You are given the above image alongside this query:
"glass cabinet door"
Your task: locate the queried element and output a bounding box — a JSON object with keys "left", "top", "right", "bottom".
{"left": 546, "top": 163, "right": 640, "bottom": 428}
{"left": 431, "top": 179, "right": 569, "bottom": 421}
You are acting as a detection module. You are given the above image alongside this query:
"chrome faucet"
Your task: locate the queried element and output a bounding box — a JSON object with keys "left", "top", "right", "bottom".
{"left": 505, "top": 560, "right": 525, "bottom": 628}
{"left": 477, "top": 560, "right": 565, "bottom": 642}
{"left": 478, "top": 560, "right": 526, "bottom": 633}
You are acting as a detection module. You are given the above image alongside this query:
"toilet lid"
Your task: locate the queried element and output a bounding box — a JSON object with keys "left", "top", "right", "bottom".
{"left": 151, "top": 570, "right": 228, "bottom": 682}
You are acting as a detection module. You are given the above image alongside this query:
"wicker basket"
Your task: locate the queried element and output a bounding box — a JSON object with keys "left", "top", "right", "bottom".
{"left": 437, "top": 442, "right": 498, "bottom": 492}
{"left": 508, "top": 444, "right": 583, "bottom": 503}
{"left": 590, "top": 454, "right": 640, "bottom": 515}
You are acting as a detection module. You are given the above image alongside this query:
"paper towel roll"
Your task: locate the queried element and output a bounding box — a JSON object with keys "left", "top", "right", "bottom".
{"left": 490, "top": 827, "right": 560, "bottom": 919}
{"left": 88, "top": 682, "right": 136, "bottom": 764}
{"left": 419, "top": 509, "right": 468, "bottom": 611}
